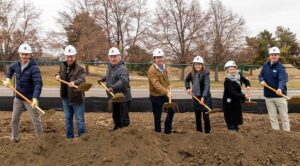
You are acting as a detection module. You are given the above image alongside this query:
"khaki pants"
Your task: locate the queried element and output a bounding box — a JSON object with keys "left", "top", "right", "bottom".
{"left": 11, "top": 98, "right": 43, "bottom": 140}
{"left": 265, "top": 97, "right": 290, "bottom": 131}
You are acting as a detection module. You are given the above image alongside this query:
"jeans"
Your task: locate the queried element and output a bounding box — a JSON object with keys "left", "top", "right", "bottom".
{"left": 62, "top": 98, "right": 86, "bottom": 138}
{"left": 150, "top": 95, "right": 175, "bottom": 133}
{"left": 11, "top": 98, "right": 43, "bottom": 140}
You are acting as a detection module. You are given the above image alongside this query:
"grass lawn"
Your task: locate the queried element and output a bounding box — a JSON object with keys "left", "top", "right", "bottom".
{"left": 1, "top": 64, "right": 300, "bottom": 89}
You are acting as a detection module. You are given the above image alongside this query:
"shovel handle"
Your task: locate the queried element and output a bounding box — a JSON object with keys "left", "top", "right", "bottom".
{"left": 264, "top": 84, "right": 290, "bottom": 100}
{"left": 99, "top": 81, "right": 115, "bottom": 97}
{"left": 6, "top": 84, "right": 45, "bottom": 114}
{"left": 168, "top": 87, "right": 172, "bottom": 103}
{"left": 246, "top": 88, "right": 251, "bottom": 102}
{"left": 57, "top": 78, "right": 79, "bottom": 88}
{"left": 192, "top": 96, "right": 212, "bottom": 112}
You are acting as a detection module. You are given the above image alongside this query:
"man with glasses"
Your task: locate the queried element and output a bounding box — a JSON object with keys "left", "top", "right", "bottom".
{"left": 259, "top": 46, "right": 290, "bottom": 131}
{"left": 3, "top": 43, "right": 43, "bottom": 143}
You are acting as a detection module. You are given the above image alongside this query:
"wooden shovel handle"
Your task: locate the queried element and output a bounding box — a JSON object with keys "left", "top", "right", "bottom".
{"left": 192, "top": 96, "right": 212, "bottom": 112}
{"left": 264, "top": 84, "right": 290, "bottom": 100}
{"left": 168, "top": 87, "right": 172, "bottom": 103}
{"left": 57, "top": 78, "right": 78, "bottom": 88}
{"left": 6, "top": 84, "right": 45, "bottom": 114}
{"left": 246, "top": 88, "right": 251, "bottom": 102}
{"left": 99, "top": 81, "right": 115, "bottom": 97}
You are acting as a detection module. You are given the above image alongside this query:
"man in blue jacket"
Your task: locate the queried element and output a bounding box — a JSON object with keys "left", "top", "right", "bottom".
{"left": 259, "top": 46, "right": 290, "bottom": 131}
{"left": 3, "top": 43, "right": 43, "bottom": 142}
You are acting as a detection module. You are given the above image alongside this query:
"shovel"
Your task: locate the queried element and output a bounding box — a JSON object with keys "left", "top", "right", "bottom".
{"left": 243, "top": 88, "right": 257, "bottom": 106}
{"left": 191, "top": 95, "right": 222, "bottom": 114}
{"left": 57, "top": 78, "right": 92, "bottom": 92}
{"left": 264, "top": 84, "right": 300, "bottom": 104}
{"left": 98, "top": 81, "right": 125, "bottom": 103}
{"left": 3, "top": 83, "right": 55, "bottom": 117}
{"left": 162, "top": 87, "right": 179, "bottom": 112}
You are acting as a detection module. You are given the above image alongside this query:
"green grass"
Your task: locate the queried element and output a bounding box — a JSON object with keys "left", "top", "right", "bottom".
{"left": 1, "top": 65, "right": 300, "bottom": 89}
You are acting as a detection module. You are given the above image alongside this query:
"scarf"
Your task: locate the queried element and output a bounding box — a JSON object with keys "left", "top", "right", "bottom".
{"left": 226, "top": 72, "right": 241, "bottom": 85}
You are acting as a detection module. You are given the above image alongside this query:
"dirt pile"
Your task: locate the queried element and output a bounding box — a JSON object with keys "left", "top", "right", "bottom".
{"left": 0, "top": 112, "right": 300, "bottom": 166}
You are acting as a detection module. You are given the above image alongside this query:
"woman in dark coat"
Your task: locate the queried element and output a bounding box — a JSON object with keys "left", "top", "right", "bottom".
{"left": 185, "top": 56, "right": 212, "bottom": 133}
{"left": 223, "top": 60, "right": 250, "bottom": 131}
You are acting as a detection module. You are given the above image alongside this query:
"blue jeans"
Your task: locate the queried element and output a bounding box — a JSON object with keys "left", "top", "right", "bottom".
{"left": 62, "top": 98, "right": 86, "bottom": 138}
{"left": 150, "top": 95, "right": 175, "bottom": 133}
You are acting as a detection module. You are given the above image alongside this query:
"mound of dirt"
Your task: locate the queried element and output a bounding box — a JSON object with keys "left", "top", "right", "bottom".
{"left": 0, "top": 112, "right": 300, "bottom": 166}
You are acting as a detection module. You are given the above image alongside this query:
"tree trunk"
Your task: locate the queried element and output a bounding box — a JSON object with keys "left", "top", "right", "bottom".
{"left": 180, "top": 66, "right": 185, "bottom": 81}
{"left": 250, "top": 67, "right": 253, "bottom": 76}
{"left": 214, "top": 65, "right": 219, "bottom": 82}
{"left": 85, "top": 64, "right": 90, "bottom": 75}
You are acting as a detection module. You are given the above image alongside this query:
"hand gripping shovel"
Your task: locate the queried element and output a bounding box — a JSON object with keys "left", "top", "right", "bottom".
{"left": 191, "top": 95, "right": 222, "bottom": 114}
{"left": 3, "top": 83, "right": 55, "bottom": 117}
{"left": 57, "top": 78, "right": 92, "bottom": 92}
{"left": 264, "top": 84, "right": 300, "bottom": 104}
{"left": 243, "top": 88, "right": 257, "bottom": 106}
{"left": 98, "top": 81, "right": 125, "bottom": 103}
{"left": 162, "top": 87, "right": 179, "bottom": 112}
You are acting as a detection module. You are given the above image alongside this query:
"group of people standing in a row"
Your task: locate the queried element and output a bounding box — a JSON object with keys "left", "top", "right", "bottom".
{"left": 3, "top": 44, "right": 290, "bottom": 142}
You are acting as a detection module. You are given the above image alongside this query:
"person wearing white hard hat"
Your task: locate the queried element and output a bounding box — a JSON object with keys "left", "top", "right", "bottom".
{"left": 3, "top": 43, "right": 43, "bottom": 143}
{"left": 55, "top": 45, "right": 87, "bottom": 139}
{"left": 148, "top": 48, "right": 174, "bottom": 134}
{"left": 223, "top": 60, "right": 250, "bottom": 132}
{"left": 259, "top": 46, "right": 290, "bottom": 131}
{"left": 98, "top": 47, "right": 132, "bottom": 131}
{"left": 185, "top": 56, "right": 211, "bottom": 133}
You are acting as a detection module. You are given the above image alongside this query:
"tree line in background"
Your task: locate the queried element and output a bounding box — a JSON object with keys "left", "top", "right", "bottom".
{"left": 1, "top": 0, "right": 300, "bottom": 81}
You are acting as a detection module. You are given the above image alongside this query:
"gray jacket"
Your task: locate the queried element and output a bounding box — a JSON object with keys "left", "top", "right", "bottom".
{"left": 103, "top": 61, "right": 132, "bottom": 101}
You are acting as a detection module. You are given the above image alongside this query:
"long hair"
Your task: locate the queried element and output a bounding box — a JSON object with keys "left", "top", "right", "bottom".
{"left": 191, "top": 63, "right": 206, "bottom": 80}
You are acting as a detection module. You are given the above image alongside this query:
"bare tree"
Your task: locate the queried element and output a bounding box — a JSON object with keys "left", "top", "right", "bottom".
{"left": 150, "top": 0, "right": 206, "bottom": 80}
{"left": 0, "top": 0, "right": 42, "bottom": 64}
{"left": 94, "top": 0, "right": 149, "bottom": 60}
{"left": 204, "top": 0, "right": 246, "bottom": 82}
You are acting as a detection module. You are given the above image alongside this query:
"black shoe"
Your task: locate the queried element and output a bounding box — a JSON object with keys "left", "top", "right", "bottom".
{"left": 164, "top": 130, "right": 172, "bottom": 134}
{"left": 12, "top": 139, "right": 19, "bottom": 143}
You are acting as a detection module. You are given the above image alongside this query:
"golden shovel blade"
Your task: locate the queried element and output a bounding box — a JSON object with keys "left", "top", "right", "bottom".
{"left": 205, "top": 108, "right": 222, "bottom": 114}
{"left": 287, "top": 96, "right": 300, "bottom": 104}
{"left": 40, "top": 109, "right": 56, "bottom": 118}
{"left": 111, "top": 93, "right": 126, "bottom": 103}
{"left": 75, "top": 83, "right": 93, "bottom": 92}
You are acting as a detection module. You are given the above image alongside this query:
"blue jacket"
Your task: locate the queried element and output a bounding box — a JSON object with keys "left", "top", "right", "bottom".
{"left": 6, "top": 59, "right": 43, "bottom": 100}
{"left": 258, "top": 61, "right": 287, "bottom": 97}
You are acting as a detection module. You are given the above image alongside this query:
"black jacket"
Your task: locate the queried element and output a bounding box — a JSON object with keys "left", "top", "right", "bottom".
{"left": 222, "top": 74, "right": 250, "bottom": 125}
{"left": 57, "top": 61, "right": 85, "bottom": 104}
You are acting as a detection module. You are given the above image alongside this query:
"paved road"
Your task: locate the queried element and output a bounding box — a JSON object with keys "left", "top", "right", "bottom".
{"left": 1, "top": 87, "right": 300, "bottom": 99}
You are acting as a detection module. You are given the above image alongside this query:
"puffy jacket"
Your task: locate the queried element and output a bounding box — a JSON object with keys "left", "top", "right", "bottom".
{"left": 258, "top": 61, "right": 287, "bottom": 97}
{"left": 6, "top": 59, "right": 43, "bottom": 100}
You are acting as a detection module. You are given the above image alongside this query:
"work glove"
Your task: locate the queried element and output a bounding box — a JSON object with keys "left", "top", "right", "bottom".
{"left": 3, "top": 78, "right": 11, "bottom": 87}
{"left": 31, "top": 98, "right": 38, "bottom": 108}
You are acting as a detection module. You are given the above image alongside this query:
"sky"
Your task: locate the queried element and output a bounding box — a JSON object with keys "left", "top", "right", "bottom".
{"left": 33, "top": 0, "right": 300, "bottom": 38}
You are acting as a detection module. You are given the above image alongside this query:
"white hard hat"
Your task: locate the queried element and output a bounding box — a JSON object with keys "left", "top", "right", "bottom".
{"left": 64, "top": 45, "right": 77, "bottom": 56}
{"left": 224, "top": 60, "right": 237, "bottom": 69}
{"left": 268, "top": 46, "right": 280, "bottom": 54}
{"left": 18, "top": 44, "right": 32, "bottom": 54}
{"left": 193, "top": 56, "right": 204, "bottom": 64}
{"left": 108, "top": 47, "right": 121, "bottom": 56}
{"left": 153, "top": 48, "right": 164, "bottom": 57}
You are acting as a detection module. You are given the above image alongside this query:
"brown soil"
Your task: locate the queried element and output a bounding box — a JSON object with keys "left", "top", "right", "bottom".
{"left": 0, "top": 111, "right": 300, "bottom": 166}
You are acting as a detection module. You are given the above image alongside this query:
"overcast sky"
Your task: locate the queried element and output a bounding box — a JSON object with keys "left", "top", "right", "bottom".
{"left": 33, "top": 0, "right": 300, "bottom": 39}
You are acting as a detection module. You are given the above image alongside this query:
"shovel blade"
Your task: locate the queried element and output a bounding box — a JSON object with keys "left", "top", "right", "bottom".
{"left": 206, "top": 108, "right": 222, "bottom": 114}
{"left": 287, "top": 96, "right": 300, "bottom": 104}
{"left": 163, "top": 103, "right": 179, "bottom": 112}
{"left": 243, "top": 101, "right": 257, "bottom": 106}
{"left": 111, "top": 93, "right": 126, "bottom": 103}
{"left": 75, "top": 83, "right": 93, "bottom": 92}
{"left": 40, "top": 109, "right": 56, "bottom": 118}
